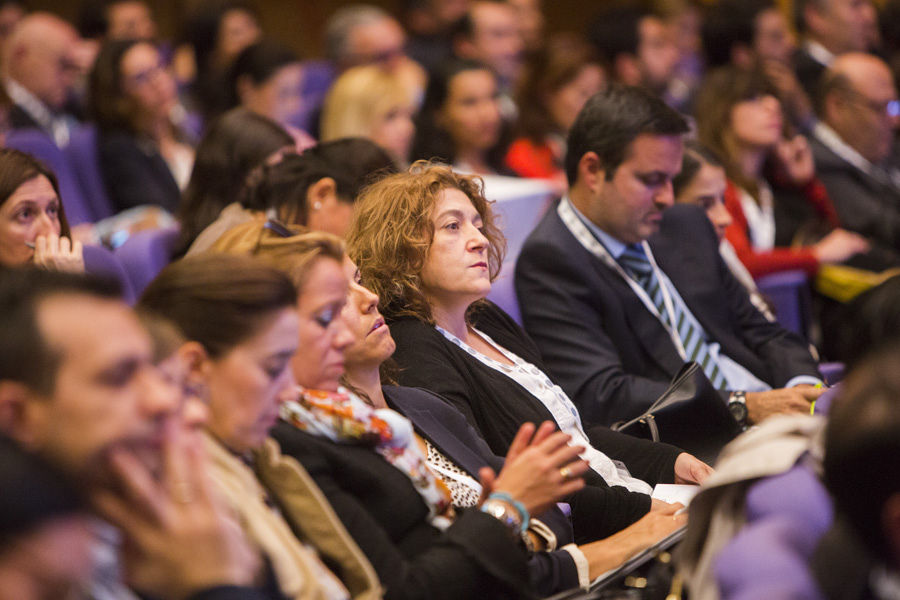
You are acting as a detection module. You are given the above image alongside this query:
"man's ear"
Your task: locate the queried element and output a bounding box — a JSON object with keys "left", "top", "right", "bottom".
{"left": 577, "top": 151, "right": 607, "bottom": 191}
{"left": 0, "top": 381, "right": 40, "bottom": 447}
{"left": 235, "top": 74, "right": 254, "bottom": 104}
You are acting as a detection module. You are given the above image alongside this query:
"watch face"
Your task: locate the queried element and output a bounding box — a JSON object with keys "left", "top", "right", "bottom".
{"left": 729, "top": 401, "right": 748, "bottom": 422}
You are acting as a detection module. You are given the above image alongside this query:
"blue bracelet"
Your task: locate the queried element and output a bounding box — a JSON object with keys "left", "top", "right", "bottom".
{"left": 486, "top": 492, "right": 530, "bottom": 533}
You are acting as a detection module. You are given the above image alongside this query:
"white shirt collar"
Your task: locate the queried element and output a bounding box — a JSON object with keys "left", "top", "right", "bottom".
{"left": 803, "top": 39, "right": 835, "bottom": 67}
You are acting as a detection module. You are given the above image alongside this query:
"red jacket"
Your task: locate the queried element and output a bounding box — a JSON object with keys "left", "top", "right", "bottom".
{"left": 723, "top": 177, "right": 841, "bottom": 278}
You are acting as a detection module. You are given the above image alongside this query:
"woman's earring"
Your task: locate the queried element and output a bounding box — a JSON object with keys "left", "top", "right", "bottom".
{"left": 312, "top": 201, "right": 323, "bottom": 211}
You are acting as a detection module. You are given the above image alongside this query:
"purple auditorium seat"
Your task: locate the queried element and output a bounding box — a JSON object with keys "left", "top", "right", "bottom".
{"left": 5, "top": 129, "right": 93, "bottom": 225}
{"left": 114, "top": 226, "right": 179, "bottom": 297}
{"left": 756, "top": 269, "right": 812, "bottom": 338}
{"left": 83, "top": 244, "right": 136, "bottom": 304}
{"left": 64, "top": 125, "right": 115, "bottom": 221}
{"left": 715, "top": 463, "right": 833, "bottom": 600}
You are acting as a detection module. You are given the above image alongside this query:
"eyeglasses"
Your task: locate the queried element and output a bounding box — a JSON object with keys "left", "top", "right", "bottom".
{"left": 843, "top": 88, "right": 900, "bottom": 119}
{"left": 253, "top": 218, "right": 294, "bottom": 255}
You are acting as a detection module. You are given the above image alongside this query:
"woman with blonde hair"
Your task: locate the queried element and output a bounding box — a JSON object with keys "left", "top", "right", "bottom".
{"left": 320, "top": 65, "right": 416, "bottom": 167}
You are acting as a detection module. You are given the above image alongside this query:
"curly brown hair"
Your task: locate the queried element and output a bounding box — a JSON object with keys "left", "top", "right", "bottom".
{"left": 346, "top": 161, "right": 506, "bottom": 324}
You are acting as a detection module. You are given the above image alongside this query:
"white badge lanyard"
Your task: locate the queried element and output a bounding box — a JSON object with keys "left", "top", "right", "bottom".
{"left": 557, "top": 199, "right": 688, "bottom": 360}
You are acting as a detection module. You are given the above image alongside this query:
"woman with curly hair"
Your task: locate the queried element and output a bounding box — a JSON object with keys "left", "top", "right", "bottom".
{"left": 347, "top": 161, "right": 712, "bottom": 543}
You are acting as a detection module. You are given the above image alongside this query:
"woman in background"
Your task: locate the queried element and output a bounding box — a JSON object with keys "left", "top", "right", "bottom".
{"left": 89, "top": 38, "right": 194, "bottom": 215}
{"left": 321, "top": 65, "right": 417, "bottom": 168}
{"left": 694, "top": 66, "right": 869, "bottom": 279}
{"left": 410, "top": 59, "right": 511, "bottom": 176}
{"left": 0, "top": 148, "right": 82, "bottom": 271}
{"left": 505, "top": 35, "right": 605, "bottom": 186}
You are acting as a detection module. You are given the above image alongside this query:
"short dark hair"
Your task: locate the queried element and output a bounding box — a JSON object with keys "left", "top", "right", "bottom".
{"left": 138, "top": 254, "right": 297, "bottom": 360}
{"left": 0, "top": 148, "right": 72, "bottom": 240}
{"left": 832, "top": 274, "right": 900, "bottom": 369}
{"left": 701, "top": 0, "right": 775, "bottom": 68}
{"left": 0, "top": 269, "right": 120, "bottom": 395}
{"left": 240, "top": 137, "right": 397, "bottom": 225}
{"left": 824, "top": 345, "right": 900, "bottom": 562}
{"left": 565, "top": 84, "right": 689, "bottom": 185}
{"left": 0, "top": 434, "right": 84, "bottom": 548}
{"left": 814, "top": 67, "right": 853, "bottom": 118}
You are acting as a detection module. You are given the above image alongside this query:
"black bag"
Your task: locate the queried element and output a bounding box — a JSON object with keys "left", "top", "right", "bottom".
{"left": 611, "top": 362, "right": 741, "bottom": 463}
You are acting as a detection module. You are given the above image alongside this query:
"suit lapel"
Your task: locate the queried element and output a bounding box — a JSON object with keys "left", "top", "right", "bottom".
{"left": 387, "top": 392, "right": 488, "bottom": 478}
{"left": 551, "top": 212, "right": 684, "bottom": 377}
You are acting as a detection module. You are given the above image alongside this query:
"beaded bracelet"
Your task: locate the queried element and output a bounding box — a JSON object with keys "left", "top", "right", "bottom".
{"left": 481, "top": 492, "right": 530, "bottom": 534}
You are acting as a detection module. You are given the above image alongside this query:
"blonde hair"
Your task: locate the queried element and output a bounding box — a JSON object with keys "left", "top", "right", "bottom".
{"left": 209, "top": 220, "right": 345, "bottom": 291}
{"left": 320, "top": 65, "right": 412, "bottom": 142}
{"left": 346, "top": 161, "right": 506, "bottom": 324}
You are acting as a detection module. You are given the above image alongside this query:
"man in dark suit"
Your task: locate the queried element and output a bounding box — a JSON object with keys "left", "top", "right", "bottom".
{"left": 811, "top": 52, "right": 900, "bottom": 250}
{"left": 515, "top": 85, "right": 823, "bottom": 427}
{"left": 792, "top": 0, "right": 878, "bottom": 99}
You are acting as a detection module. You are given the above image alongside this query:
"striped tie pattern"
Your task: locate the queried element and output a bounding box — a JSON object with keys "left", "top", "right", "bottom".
{"left": 618, "top": 244, "right": 729, "bottom": 390}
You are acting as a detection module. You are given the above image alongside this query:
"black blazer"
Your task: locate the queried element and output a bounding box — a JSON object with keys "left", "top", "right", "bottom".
{"left": 810, "top": 134, "right": 900, "bottom": 250}
{"left": 389, "top": 303, "right": 682, "bottom": 541}
{"left": 515, "top": 202, "right": 821, "bottom": 426}
{"left": 98, "top": 130, "right": 182, "bottom": 214}
{"left": 271, "top": 419, "right": 533, "bottom": 600}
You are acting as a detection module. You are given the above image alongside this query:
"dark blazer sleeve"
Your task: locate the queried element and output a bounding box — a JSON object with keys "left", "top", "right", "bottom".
{"left": 185, "top": 587, "right": 280, "bottom": 600}
{"left": 654, "top": 205, "right": 821, "bottom": 387}
{"left": 272, "top": 424, "right": 533, "bottom": 600}
{"left": 98, "top": 131, "right": 182, "bottom": 214}
{"left": 515, "top": 209, "right": 673, "bottom": 425}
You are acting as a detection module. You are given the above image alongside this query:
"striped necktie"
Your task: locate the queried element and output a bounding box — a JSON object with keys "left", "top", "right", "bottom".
{"left": 618, "top": 244, "right": 729, "bottom": 390}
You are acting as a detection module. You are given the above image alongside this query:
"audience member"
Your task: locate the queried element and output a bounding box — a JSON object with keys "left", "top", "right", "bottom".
{"left": 813, "top": 346, "right": 900, "bottom": 598}
{"left": 0, "top": 0, "right": 23, "bottom": 46}
{"left": 0, "top": 148, "right": 83, "bottom": 272}
{"left": 138, "top": 254, "right": 382, "bottom": 600}
{"left": 515, "top": 85, "right": 824, "bottom": 428}
{"left": 223, "top": 39, "right": 305, "bottom": 132}
{"left": 811, "top": 53, "right": 900, "bottom": 250}
{"left": 89, "top": 38, "right": 194, "bottom": 215}
{"left": 348, "top": 162, "right": 712, "bottom": 542}
{"left": 320, "top": 65, "right": 416, "bottom": 167}
{"left": 673, "top": 142, "right": 776, "bottom": 321}
{"left": 175, "top": 107, "right": 294, "bottom": 258}
{"left": 587, "top": 2, "right": 678, "bottom": 99}
{"left": 2, "top": 12, "right": 81, "bottom": 147}
{"left": 452, "top": 0, "right": 524, "bottom": 116}
{"left": 507, "top": 0, "right": 544, "bottom": 53}
{"left": 410, "top": 58, "right": 510, "bottom": 175}
{"left": 694, "top": 66, "right": 868, "bottom": 279}
{"left": 403, "top": 0, "right": 468, "bottom": 74}
{"left": 0, "top": 434, "right": 93, "bottom": 600}
{"left": 0, "top": 269, "right": 267, "bottom": 599}
{"left": 793, "top": 0, "right": 879, "bottom": 98}
{"left": 189, "top": 138, "right": 396, "bottom": 253}
{"left": 505, "top": 34, "right": 605, "bottom": 184}
{"left": 880, "top": 0, "right": 900, "bottom": 85}
{"left": 702, "top": 0, "right": 814, "bottom": 130}
{"left": 179, "top": 0, "right": 262, "bottom": 123}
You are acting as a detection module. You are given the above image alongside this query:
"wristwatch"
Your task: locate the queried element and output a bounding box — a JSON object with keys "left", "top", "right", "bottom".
{"left": 480, "top": 498, "right": 524, "bottom": 535}
{"left": 728, "top": 390, "right": 749, "bottom": 427}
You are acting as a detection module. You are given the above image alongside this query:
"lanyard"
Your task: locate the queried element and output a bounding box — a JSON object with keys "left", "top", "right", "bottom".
{"left": 557, "top": 198, "right": 688, "bottom": 359}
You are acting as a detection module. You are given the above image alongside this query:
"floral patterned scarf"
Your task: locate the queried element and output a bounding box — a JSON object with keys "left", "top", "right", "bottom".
{"left": 281, "top": 387, "right": 454, "bottom": 529}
